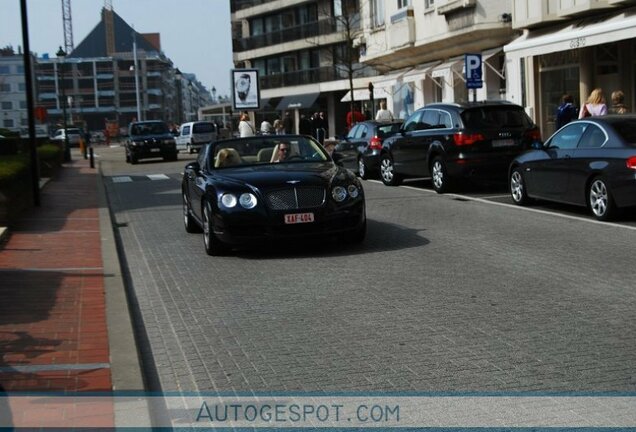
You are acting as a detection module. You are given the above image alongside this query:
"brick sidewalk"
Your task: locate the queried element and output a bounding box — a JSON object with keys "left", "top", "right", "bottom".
{"left": 0, "top": 156, "right": 114, "bottom": 425}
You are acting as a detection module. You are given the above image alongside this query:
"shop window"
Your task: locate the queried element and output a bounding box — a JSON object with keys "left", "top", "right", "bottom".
{"left": 596, "top": 43, "right": 618, "bottom": 75}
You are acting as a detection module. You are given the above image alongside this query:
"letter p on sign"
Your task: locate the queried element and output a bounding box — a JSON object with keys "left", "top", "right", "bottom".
{"left": 465, "top": 53, "right": 483, "bottom": 89}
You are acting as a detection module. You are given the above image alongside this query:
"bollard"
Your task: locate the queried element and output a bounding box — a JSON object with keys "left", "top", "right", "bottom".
{"left": 89, "top": 147, "right": 95, "bottom": 169}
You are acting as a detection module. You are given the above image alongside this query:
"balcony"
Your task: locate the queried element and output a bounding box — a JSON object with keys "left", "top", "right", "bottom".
{"left": 259, "top": 66, "right": 340, "bottom": 90}
{"left": 234, "top": 17, "right": 359, "bottom": 52}
{"left": 389, "top": 7, "right": 415, "bottom": 49}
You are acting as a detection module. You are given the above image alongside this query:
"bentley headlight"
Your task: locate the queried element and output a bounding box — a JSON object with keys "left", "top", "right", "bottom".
{"left": 220, "top": 193, "right": 237, "bottom": 208}
{"left": 347, "top": 185, "right": 359, "bottom": 199}
{"left": 331, "top": 186, "right": 347, "bottom": 202}
{"left": 239, "top": 193, "right": 257, "bottom": 209}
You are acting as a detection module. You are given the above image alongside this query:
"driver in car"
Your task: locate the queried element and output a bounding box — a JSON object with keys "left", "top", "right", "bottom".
{"left": 273, "top": 143, "right": 290, "bottom": 162}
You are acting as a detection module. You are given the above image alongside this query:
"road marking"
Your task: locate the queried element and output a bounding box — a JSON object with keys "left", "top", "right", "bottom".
{"left": 367, "top": 180, "right": 636, "bottom": 231}
{"left": 147, "top": 174, "right": 170, "bottom": 180}
{"left": 112, "top": 176, "right": 132, "bottom": 183}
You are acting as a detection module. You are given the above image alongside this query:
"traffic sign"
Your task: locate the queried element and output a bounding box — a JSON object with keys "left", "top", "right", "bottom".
{"left": 465, "top": 53, "right": 483, "bottom": 89}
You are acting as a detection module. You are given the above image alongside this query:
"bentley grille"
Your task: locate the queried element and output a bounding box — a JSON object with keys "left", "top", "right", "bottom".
{"left": 265, "top": 187, "right": 326, "bottom": 210}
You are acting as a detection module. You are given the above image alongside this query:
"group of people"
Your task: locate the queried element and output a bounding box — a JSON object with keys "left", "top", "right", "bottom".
{"left": 238, "top": 111, "right": 295, "bottom": 138}
{"left": 555, "top": 88, "right": 629, "bottom": 129}
{"left": 299, "top": 112, "right": 328, "bottom": 143}
{"left": 346, "top": 101, "right": 395, "bottom": 131}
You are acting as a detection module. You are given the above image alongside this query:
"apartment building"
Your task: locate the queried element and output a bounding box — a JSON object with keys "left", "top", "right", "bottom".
{"left": 357, "top": 0, "right": 516, "bottom": 119}
{"left": 505, "top": 0, "right": 636, "bottom": 136}
{"left": 0, "top": 48, "right": 35, "bottom": 132}
{"left": 232, "top": 0, "right": 382, "bottom": 136}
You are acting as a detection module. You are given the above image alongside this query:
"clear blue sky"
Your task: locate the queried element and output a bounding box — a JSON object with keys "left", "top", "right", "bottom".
{"left": 0, "top": 0, "right": 234, "bottom": 97}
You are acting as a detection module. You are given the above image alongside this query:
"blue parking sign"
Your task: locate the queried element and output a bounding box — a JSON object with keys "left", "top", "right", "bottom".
{"left": 465, "top": 54, "right": 483, "bottom": 89}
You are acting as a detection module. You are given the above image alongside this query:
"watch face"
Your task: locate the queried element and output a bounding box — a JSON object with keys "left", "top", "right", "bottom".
{"left": 236, "top": 77, "right": 250, "bottom": 93}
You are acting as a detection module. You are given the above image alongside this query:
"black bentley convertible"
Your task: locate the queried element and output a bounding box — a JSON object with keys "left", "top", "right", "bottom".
{"left": 182, "top": 135, "right": 366, "bottom": 255}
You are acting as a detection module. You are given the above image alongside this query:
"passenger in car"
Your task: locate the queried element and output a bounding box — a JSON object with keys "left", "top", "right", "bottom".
{"left": 216, "top": 148, "right": 241, "bottom": 167}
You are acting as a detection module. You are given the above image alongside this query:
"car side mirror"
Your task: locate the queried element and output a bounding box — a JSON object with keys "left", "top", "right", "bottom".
{"left": 185, "top": 161, "right": 200, "bottom": 172}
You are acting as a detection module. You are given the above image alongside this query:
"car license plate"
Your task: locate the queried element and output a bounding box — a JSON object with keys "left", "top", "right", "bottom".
{"left": 492, "top": 139, "right": 515, "bottom": 148}
{"left": 150, "top": 148, "right": 161, "bottom": 152}
{"left": 284, "top": 213, "right": 314, "bottom": 224}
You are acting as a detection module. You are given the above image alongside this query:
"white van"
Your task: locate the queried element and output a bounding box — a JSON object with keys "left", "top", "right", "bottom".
{"left": 175, "top": 121, "right": 217, "bottom": 154}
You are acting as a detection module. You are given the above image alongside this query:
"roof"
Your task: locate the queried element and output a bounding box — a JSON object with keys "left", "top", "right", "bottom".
{"left": 69, "top": 8, "right": 158, "bottom": 58}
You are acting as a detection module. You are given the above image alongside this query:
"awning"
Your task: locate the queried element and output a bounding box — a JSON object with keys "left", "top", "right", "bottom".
{"left": 504, "top": 9, "right": 636, "bottom": 59}
{"left": 402, "top": 61, "right": 440, "bottom": 83}
{"left": 276, "top": 93, "right": 319, "bottom": 111}
{"left": 481, "top": 48, "right": 505, "bottom": 79}
{"left": 431, "top": 56, "right": 464, "bottom": 82}
{"left": 340, "top": 87, "right": 391, "bottom": 102}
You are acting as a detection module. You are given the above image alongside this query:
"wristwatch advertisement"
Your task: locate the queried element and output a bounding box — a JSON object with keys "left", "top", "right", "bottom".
{"left": 232, "top": 69, "right": 260, "bottom": 110}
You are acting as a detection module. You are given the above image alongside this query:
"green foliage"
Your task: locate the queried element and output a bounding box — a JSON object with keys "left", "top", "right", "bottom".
{"left": 37, "top": 143, "right": 62, "bottom": 162}
{"left": 0, "top": 154, "right": 29, "bottom": 189}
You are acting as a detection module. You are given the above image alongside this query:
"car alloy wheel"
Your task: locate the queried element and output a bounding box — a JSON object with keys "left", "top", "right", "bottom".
{"left": 203, "top": 201, "right": 228, "bottom": 256}
{"left": 358, "top": 158, "right": 368, "bottom": 180}
{"left": 510, "top": 167, "right": 530, "bottom": 205}
{"left": 430, "top": 156, "right": 450, "bottom": 194}
{"left": 380, "top": 155, "right": 401, "bottom": 186}
{"left": 588, "top": 177, "right": 616, "bottom": 221}
{"left": 183, "top": 192, "right": 200, "bottom": 233}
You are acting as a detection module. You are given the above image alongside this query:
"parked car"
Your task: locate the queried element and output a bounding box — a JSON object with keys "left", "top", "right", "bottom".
{"left": 175, "top": 121, "right": 217, "bottom": 154}
{"left": 509, "top": 115, "right": 636, "bottom": 221}
{"left": 125, "top": 120, "right": 178, "bottom": 164}
{"left": 51, "top": 127, "right": 82, "bottom": 147}
{"left": 181, "top": 135, "right": 366, "bottom": 255}
{"left": 333, "top": 120, "right": 403, "bottom": 179}
{"left": 379, "top": 101, "right": 541, "bottom": 192}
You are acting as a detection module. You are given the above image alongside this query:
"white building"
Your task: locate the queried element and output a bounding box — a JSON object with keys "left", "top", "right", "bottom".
{"left": 0, "top": 49, "right": 34, "bottom": 132}
{"left": 505, "top": 0, "right": 636, "bottom": 136}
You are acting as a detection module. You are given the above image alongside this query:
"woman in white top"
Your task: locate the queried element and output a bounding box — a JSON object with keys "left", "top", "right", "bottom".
{"left": 238, "top": 113, "right": 255, "bottom": 137}
{"left": 375, "top": 101, "right": 394, "bottom": 122}
{"left": 260, "top": 119, "right": 273, "bottom": 134}
{"left": 579, "top": 88, "right": 608, "bottom": 118}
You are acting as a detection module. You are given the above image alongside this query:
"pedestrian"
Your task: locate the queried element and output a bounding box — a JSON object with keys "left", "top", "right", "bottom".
{"left": 375, "top": 101, "right": 394, "bottom": 122}
{"left": 260, "top": 118, "right": 273, "bottom": 134}
{"left": 610, "top": 90, "right": 629, "bottom": 114}
{"left": 346, "top": 104, "right": 365, "bottom": 131}
{"left": 363, "top": 103, "right": 372, "bottom": 120}
{"left": 555, "top": 94, "right": 577, "bottom": 129}
{"left": 273, "top": 117, "right": 284, "bottom": 135}
{"left": 238, "top": 113, "right": 255, "bottom": 137}
{"left": 283, "top": 111, "right": 294, "bottom": 134}
{"left": 316, "top": 111, "right": 328, "bottom": 144}
{"left": 299, "top": 114, "right": 312, "bottom": 136}
{"left": 579, "top": 88, "right": 608, "bottom": 118}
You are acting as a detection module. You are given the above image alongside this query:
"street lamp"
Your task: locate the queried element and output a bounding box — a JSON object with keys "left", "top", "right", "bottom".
{"left": 211, "top": 86, "right": 217, "bottom": 104}
{"left": 56, "top": 46, "right": 71, "bottom": 162}
{"left": 132, "top": 30, "right": 141, "bottom": 121}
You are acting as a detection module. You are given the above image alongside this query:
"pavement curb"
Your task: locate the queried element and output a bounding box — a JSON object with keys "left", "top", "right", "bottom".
{"left": 96, "top": 161, "right": 153, "bottom": 426}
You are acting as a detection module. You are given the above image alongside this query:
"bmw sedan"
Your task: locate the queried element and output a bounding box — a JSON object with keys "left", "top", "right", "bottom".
{"left": 333, "top": 120, "right": 402, "bottom": 179}
{"left": 509, "top": 115, "right": 636, "bottom": 221}
{"left": 182, "top": 135, "right": 366, "bottom": 255}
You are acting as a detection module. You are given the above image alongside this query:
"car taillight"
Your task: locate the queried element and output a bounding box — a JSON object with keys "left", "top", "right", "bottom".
{"left": 369, "top": 136, "right": 382, "bottom": 150}
{"left": 525, "top": 128, "right": 542, "bottom": 141}
{"left": 453, "top": 132, "right": 485, "bottom": 146}
{"left": 627, "top": 156, "right": 636, "bottom": 170}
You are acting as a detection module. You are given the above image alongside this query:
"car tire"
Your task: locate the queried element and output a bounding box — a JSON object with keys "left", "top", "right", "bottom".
{"left": 588, "top": 176, "right": 617, "bottom": 221}
{"left": 357, "top": 158, "right": 368, "bottom": 180}
{"left": 203, "top": 200, "right": 229, "bottom": 256}
{"left": 125, "top": 152, "right": 130, "bottom": 163}
{"left": 130, "top": 154, "right": 138, "bottom": 165}
{"left": 510, "top": 167, "right": 531, "bottom": 206}
{"left": 183, "top": 191, "right": 201, "bottom": 233}
{"left": 380, "top": 154, "right": 401, "bottom": 186}
{"left": 430, "top": 156, "right": 451, "bottom": 194}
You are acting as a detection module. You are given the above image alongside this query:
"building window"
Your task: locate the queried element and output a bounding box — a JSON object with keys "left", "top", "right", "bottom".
{"left": 18, "top": 83, "right": 26, "bottom": 91}
{"left": 397, "top": 0, "right": 411, "bottom": 8}
{"left": 425, "top": 0, "right": 434, "bottom": 9}
{"left": 3, "top": 119, "right": 14, "bottom": 127}
{"left": 21, "top": 118, "right": 28, "bottom": 126}
{"left": 1, "top": 101, "right": 11, "bottom": 109}
{"left": 20, "top": 100, "right": 27, "bottom": 109}
{"left": 371, "top": 0, "right": 385, "bottom": 27}
{"left": 0, "top": 65, "right": 10, "bottom": 74}
{"left": 0, "top": 83, "right": 10, "bottom": 92}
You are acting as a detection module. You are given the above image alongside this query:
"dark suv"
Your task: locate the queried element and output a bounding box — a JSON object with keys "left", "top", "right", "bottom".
{"left": 380, "top": 101, "right": 541, "bottom": 192}
{"left": 126, "top": 120, "right": 178, "bottom": 164}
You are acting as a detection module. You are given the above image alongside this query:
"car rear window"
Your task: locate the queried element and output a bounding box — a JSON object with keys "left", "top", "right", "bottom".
{"left": 610, "top": 119, "right": 636, "bottom": 145}
{"left": 377, "top": 123, "right": 402, "bottom": 138}
{"left": 461, "top": 107, "right": 533, "bottom": 129}
{"left": 131, "top": 122, "right": 169, "bottom": 136}
{"left": 193, "top": 122, "right": 215, "bottom": 134}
